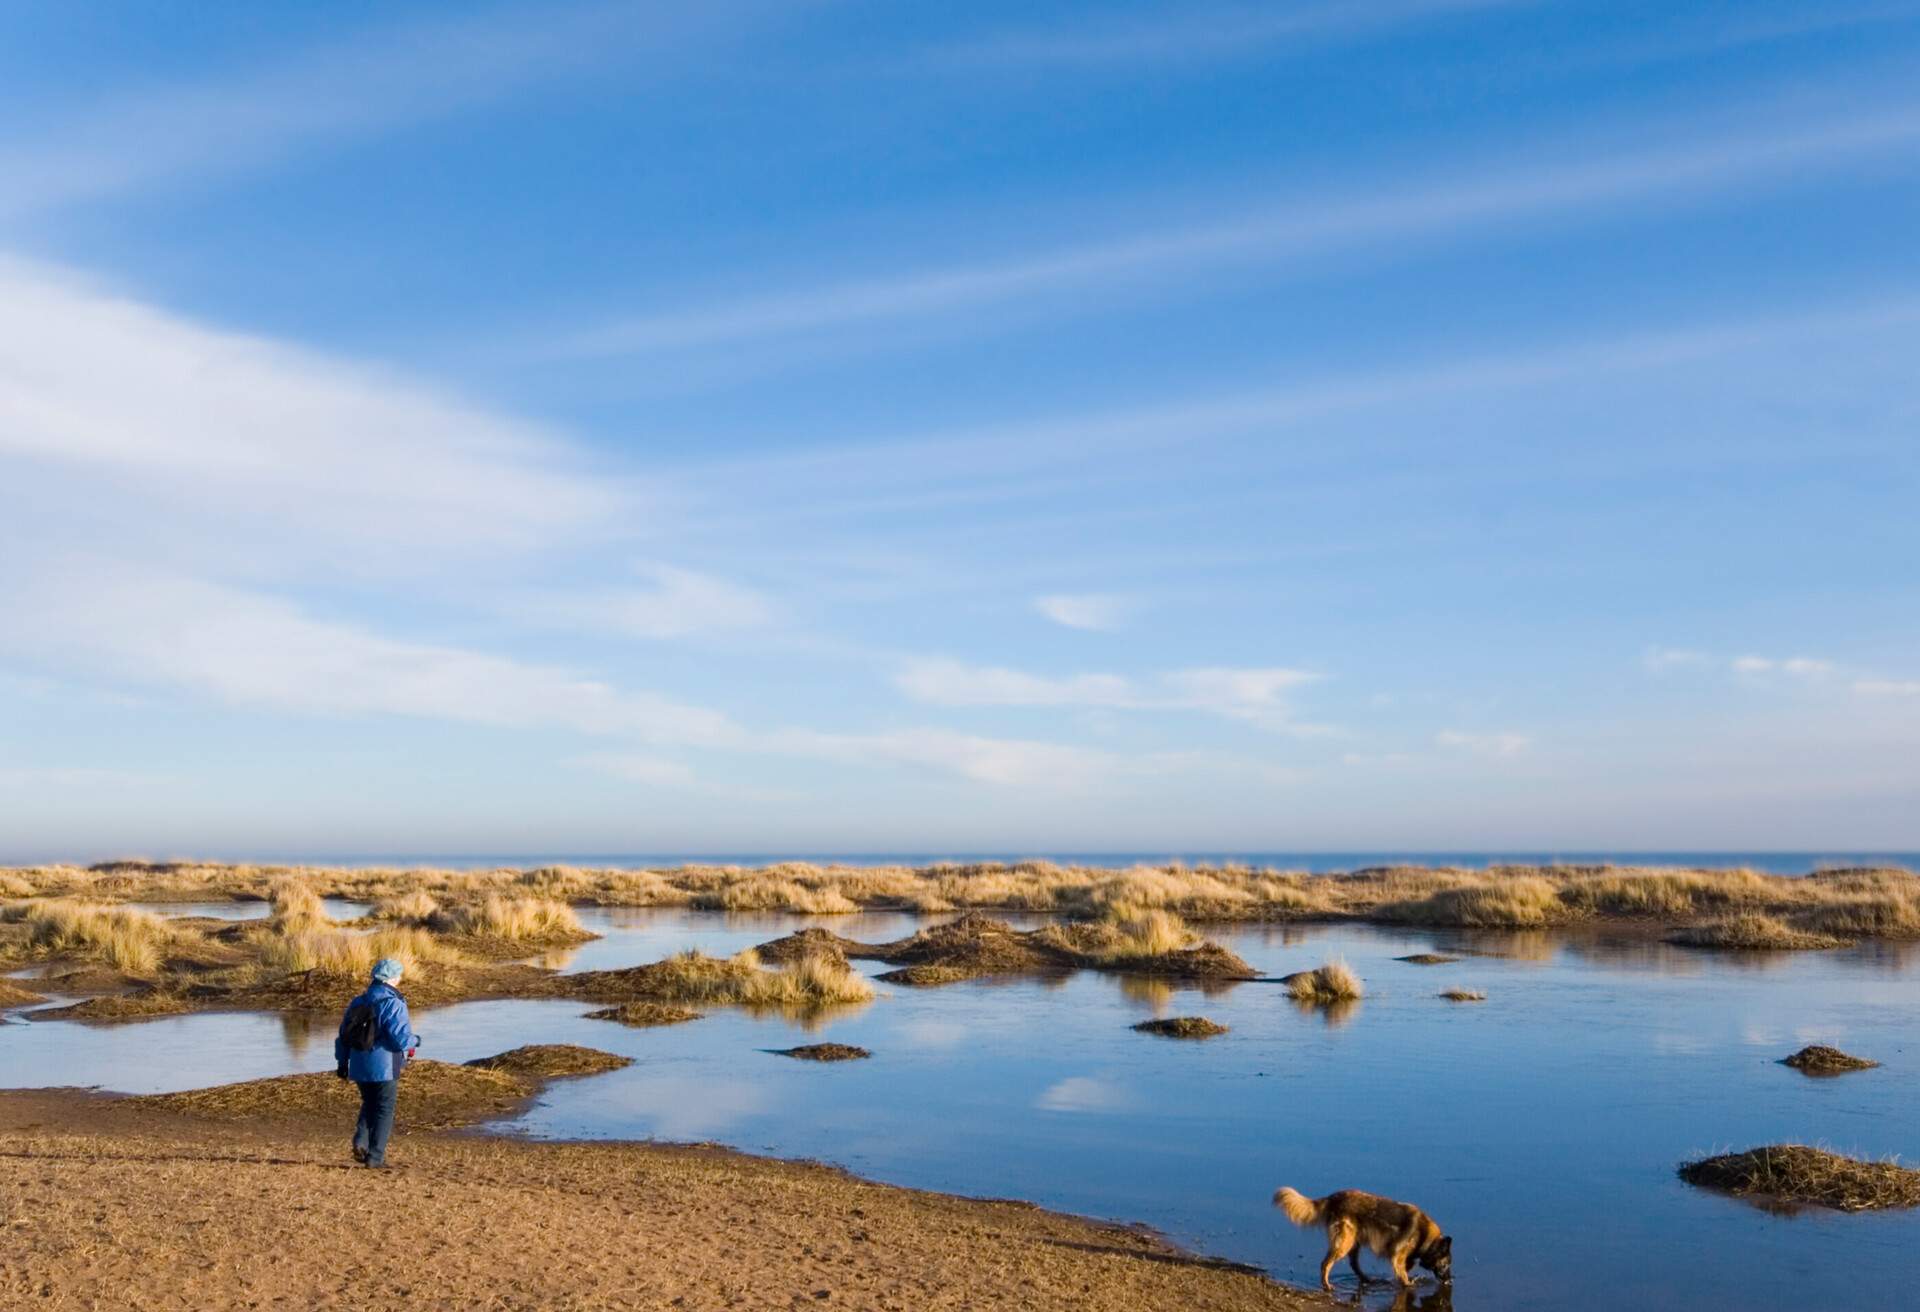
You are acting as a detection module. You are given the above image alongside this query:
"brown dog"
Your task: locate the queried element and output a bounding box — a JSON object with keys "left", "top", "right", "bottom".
{"left": 1273, "top": 1186, "right": 1453, "bottom": 1289}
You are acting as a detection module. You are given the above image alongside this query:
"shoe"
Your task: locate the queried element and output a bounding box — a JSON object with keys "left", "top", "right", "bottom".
{"left": 352, "top": 1146, "right": 369, "bottom": 1165}
{"left": 363, "top": 1160, "right": 392, "bottom": 1170}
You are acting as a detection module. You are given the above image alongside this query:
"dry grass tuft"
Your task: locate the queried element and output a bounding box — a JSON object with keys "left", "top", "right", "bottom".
{"left": 371, "top": 890, "right": 441, "bottom": 924}
{"left": 566, "top": 948, "right": 875, "bottom": 1009}
{"left": 7, "top": 900, "right": 179, "bottom": 973}
{"left": 1378, "top": 877, "right": 1572, "bottom": 928}
{"left": 1132, "top": 1016, "right": 1228, "bottom": 1039}
{"left": 1284, "top": 960, "right": 1364, "bottom": 1003}
{"left": 1679, "top": 1145, "right": 1920, "bottom": 1211}
{"left": 430, "top": 896, "right": 587, "bottom": 943}
{"left": 256, "top": 927, "right": 468, "bottom": 982}
{"left": 582, "top": 1002, "right": 703, "bottom": 1027}
{"left": 1780, "top": 1045, "right": 1878, "bottom": 1074}
{"left": 770, "top": 1043, "right": 870, "bottom": 1061}
{"left": 267, "top": 881, "right": 329, "bottom": 934}
{"left": 1667, "top": 914, "right": 1851, "bottom": 951}
{"left": 1438, "top": 987, "right": 1487, "bottom": 1002}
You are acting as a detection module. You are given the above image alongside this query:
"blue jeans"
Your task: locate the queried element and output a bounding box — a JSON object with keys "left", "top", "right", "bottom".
{"left": 352, "top": 1079, "right": 397, "bottom": 1166}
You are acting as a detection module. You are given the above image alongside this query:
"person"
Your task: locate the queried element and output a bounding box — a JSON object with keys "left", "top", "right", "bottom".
{"left": 334, "top": 956, "right": 422, "bottom": 1169}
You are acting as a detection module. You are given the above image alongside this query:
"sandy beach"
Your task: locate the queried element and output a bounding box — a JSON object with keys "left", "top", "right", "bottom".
{"left": 0, "top": 1086, "right": 1329, "bottom": 1312}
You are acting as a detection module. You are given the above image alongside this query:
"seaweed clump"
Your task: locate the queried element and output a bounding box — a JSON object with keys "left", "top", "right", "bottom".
{"left": 1132, "top": 1016, "right": 1228, "bottom": 1039}
{"left": 1780, "top": 1045, "right": 1878, "bottom": 1075}
{"left": 771, "top": 1043, "right": 870, "bottom": 1061}
{"left": 1679, "top": 1145, "right": 1920, "bottom": 1212}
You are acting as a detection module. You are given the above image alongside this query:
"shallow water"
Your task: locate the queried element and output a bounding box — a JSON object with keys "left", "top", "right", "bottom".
{"left": 4, "top": 909, "right": 1915, "bottom": 1312}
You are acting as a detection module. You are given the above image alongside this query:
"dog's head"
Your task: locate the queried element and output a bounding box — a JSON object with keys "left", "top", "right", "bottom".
{"left": 1418, "top": 1234, "right": 1452, "bottom": 1282}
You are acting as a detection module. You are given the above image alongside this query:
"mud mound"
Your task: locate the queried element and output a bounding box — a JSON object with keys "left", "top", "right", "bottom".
{"left": 1780, "top": 1045, "right": 1878, "bottom": 1075}
{"left": 835, "top": 913, "right": 1256, "bottom": 980}
{"left": 1679, "top": 1145, "right": 1920, "bottom": 1211}
{"left": 876, "top": 964, "right": 978, "bottom": 986}
{"left": 770, "top": 1043, "right": 870, "bottom": 1061}
{"left": 32, "top": 989, "right": 195, "bottom": 1022}
{"left": 132, "top": 1060, "right": 532, "bottom": 1128}
{"left": 0, "top": 978, "right": 47, "bottom": 1008}
{"left": 583, "top": 1002, "right": 702, "bottom": 1027}
{"left": 1132, "top": 1017, "right": 1227, "bottom": 1039}
{"left": 1667, "top": 915, "right": 1851, "bottom": 951}
{"left": 1438, "top": 988, "right": 1486, "bottom": 1002}
{"left": 1395, "top": 953, "right": 1460, "bottom": 965}
{"left": 752, "top": 928, "right": 857, "bottom": 965}
{"left": 463, "top": 1045, "right": 633, "bottom": 1079}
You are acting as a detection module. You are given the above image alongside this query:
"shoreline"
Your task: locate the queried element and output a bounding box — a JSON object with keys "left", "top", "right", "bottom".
{"left": 0, "top": 1084, "right": 1334, "bottom": 1311}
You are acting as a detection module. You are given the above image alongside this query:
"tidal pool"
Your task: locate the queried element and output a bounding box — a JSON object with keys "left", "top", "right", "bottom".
{"left": 4, "top": 909, "right": 1914, "bottom": 1311}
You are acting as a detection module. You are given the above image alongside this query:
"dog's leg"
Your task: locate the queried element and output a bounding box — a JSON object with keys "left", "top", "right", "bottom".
{"left": 1348, "top": 1245, "right": 1370, "bottom": 1285}
{"left": 1321, "top": 1221, "right": 1358, "bottom": 1290}
{"left": 1389, "top": 1233, "right": 1417, "bottom": 1287}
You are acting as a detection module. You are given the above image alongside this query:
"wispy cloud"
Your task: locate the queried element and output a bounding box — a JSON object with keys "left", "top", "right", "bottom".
{"left": 1435, "top": 729, "right": 1530, "bottom": 757}
{"left": 1733, "top": 655, "right": 1835, "bottom": 679}
{"left": 549, "top": 98, "right": 1920, "bottom": 363}
{"left": 512, "top": 564, "right": 776, "bottom": 640}
{"left": 0, "top": 1, "right": 781, "bottom": 219}
{"left": 941, "top": 0, "right": 1522, "bottom": 68}
{"left": 895, "top": 658, "right": 1323, "bottom": 732}
{"left": 1034, "top": 593, "right": 1131, "bottom": 632}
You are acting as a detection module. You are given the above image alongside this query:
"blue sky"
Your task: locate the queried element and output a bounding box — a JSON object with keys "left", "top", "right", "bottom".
{"left": 2, "top": 1, "right": 1918, "bottom": 858}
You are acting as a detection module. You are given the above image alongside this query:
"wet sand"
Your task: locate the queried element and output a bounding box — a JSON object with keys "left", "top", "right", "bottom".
{"left": 0, "top": 1088, "right": 1330, "bottom": 1312}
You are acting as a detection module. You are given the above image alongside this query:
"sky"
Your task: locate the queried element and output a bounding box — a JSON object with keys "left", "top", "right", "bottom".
{"left": 2, "top": 0, "right": 1918, "bottom": 860}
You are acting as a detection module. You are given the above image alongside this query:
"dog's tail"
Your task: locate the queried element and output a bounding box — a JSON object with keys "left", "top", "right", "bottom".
{"left": 1272, "top": 1187, "right": 1325, "bottom": 1227}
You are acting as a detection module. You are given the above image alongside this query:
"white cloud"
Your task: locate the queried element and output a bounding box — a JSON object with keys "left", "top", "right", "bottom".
{"left": 1033, "top": 593, "right": 1131, "bottom": 631}
{"left": 894, "top": 658, "right": 1322, "bottom": 731}
{"left": 515, "top": 564, "right": 775, "bottom": 640}
{"left": 1436, "top": 730, "right": 1530, "bottom": 757}
{"left": 0, "top": 562, "right": 740, "bottom": 747}
{"left": 1855, "top": 679, "right": 1920, "bottom": 697}
{"left": 1643, "top": 646, "right": 1711, "bottom": 672}
{"left": 0, "top": 257, "right": 631, "bottom": 563}
{"left": 1733, "top": 655, "right": 1834, "bottom": 679}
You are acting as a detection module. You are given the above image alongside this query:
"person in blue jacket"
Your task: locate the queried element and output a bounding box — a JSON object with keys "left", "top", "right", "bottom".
{"left": 334, "top": 956, "right": 422, "bottom": 1169}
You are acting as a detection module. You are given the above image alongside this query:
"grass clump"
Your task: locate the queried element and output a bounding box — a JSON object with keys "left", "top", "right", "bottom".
{"left": 1378, "top": 877, "right": 1572, "bottom": 928}
{"left": 1780, "top": 1045, "right": 1878, "bottom": 1074}
{"left": 583, "top": 1002, "right": 703, "bottom": 1027}
{"left": 371, "top": 890, "right": 441, "bottom": 924}
{"left": 431, "top": 895, "right": 586, "bottom": 943}
{"left": 1667, "top": 914, "right": 1851, "bottom": 951}
{"left": 1679, "top": 1145, "right": 1920, "bottom": 1211}
{"left": 1438, "top": 987, "right": 1487, "bottom": 1002}
{"left": 1283, "top": 960, "right": 1364, "bottom": 1003}
{"left": 770, "top": 1043, "right": 871, "bottom": 1061}
{"left": 7, "top": 899, "right": 179, "bottom": 973}
{"left": 267, "top": 881, "right": 330, "bottom": 934}
{"left": 567, "top": 948, "right": 875, "bottom": 1009}
{"left": 257, "top": 927, "right": 467, "bottom": 981}
{"left": 1132, "top": 1016, "right": 1228, "bottom": 1039}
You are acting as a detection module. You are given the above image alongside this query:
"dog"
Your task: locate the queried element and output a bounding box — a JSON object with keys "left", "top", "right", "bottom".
{"left": 1273, "top": 1186, "right": 1453, "bottom": 1289}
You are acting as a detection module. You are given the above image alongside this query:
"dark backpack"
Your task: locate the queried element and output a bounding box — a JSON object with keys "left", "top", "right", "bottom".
{"left": 342, "top": 998, "right": 378, "bottom": 1051}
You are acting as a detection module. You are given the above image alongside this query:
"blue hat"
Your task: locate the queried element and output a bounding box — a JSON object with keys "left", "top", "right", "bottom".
{"left": 371, "top": 957, "right": 405, "bottom": 984}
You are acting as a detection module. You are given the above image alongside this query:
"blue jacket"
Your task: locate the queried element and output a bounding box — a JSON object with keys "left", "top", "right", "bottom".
{"left": 334, "top": 981, "right": 421, "bottom": 1083}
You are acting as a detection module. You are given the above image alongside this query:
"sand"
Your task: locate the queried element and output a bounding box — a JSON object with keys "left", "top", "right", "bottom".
{"left": 0, "top": 1087, "right": 1328, "bottom": 1312}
